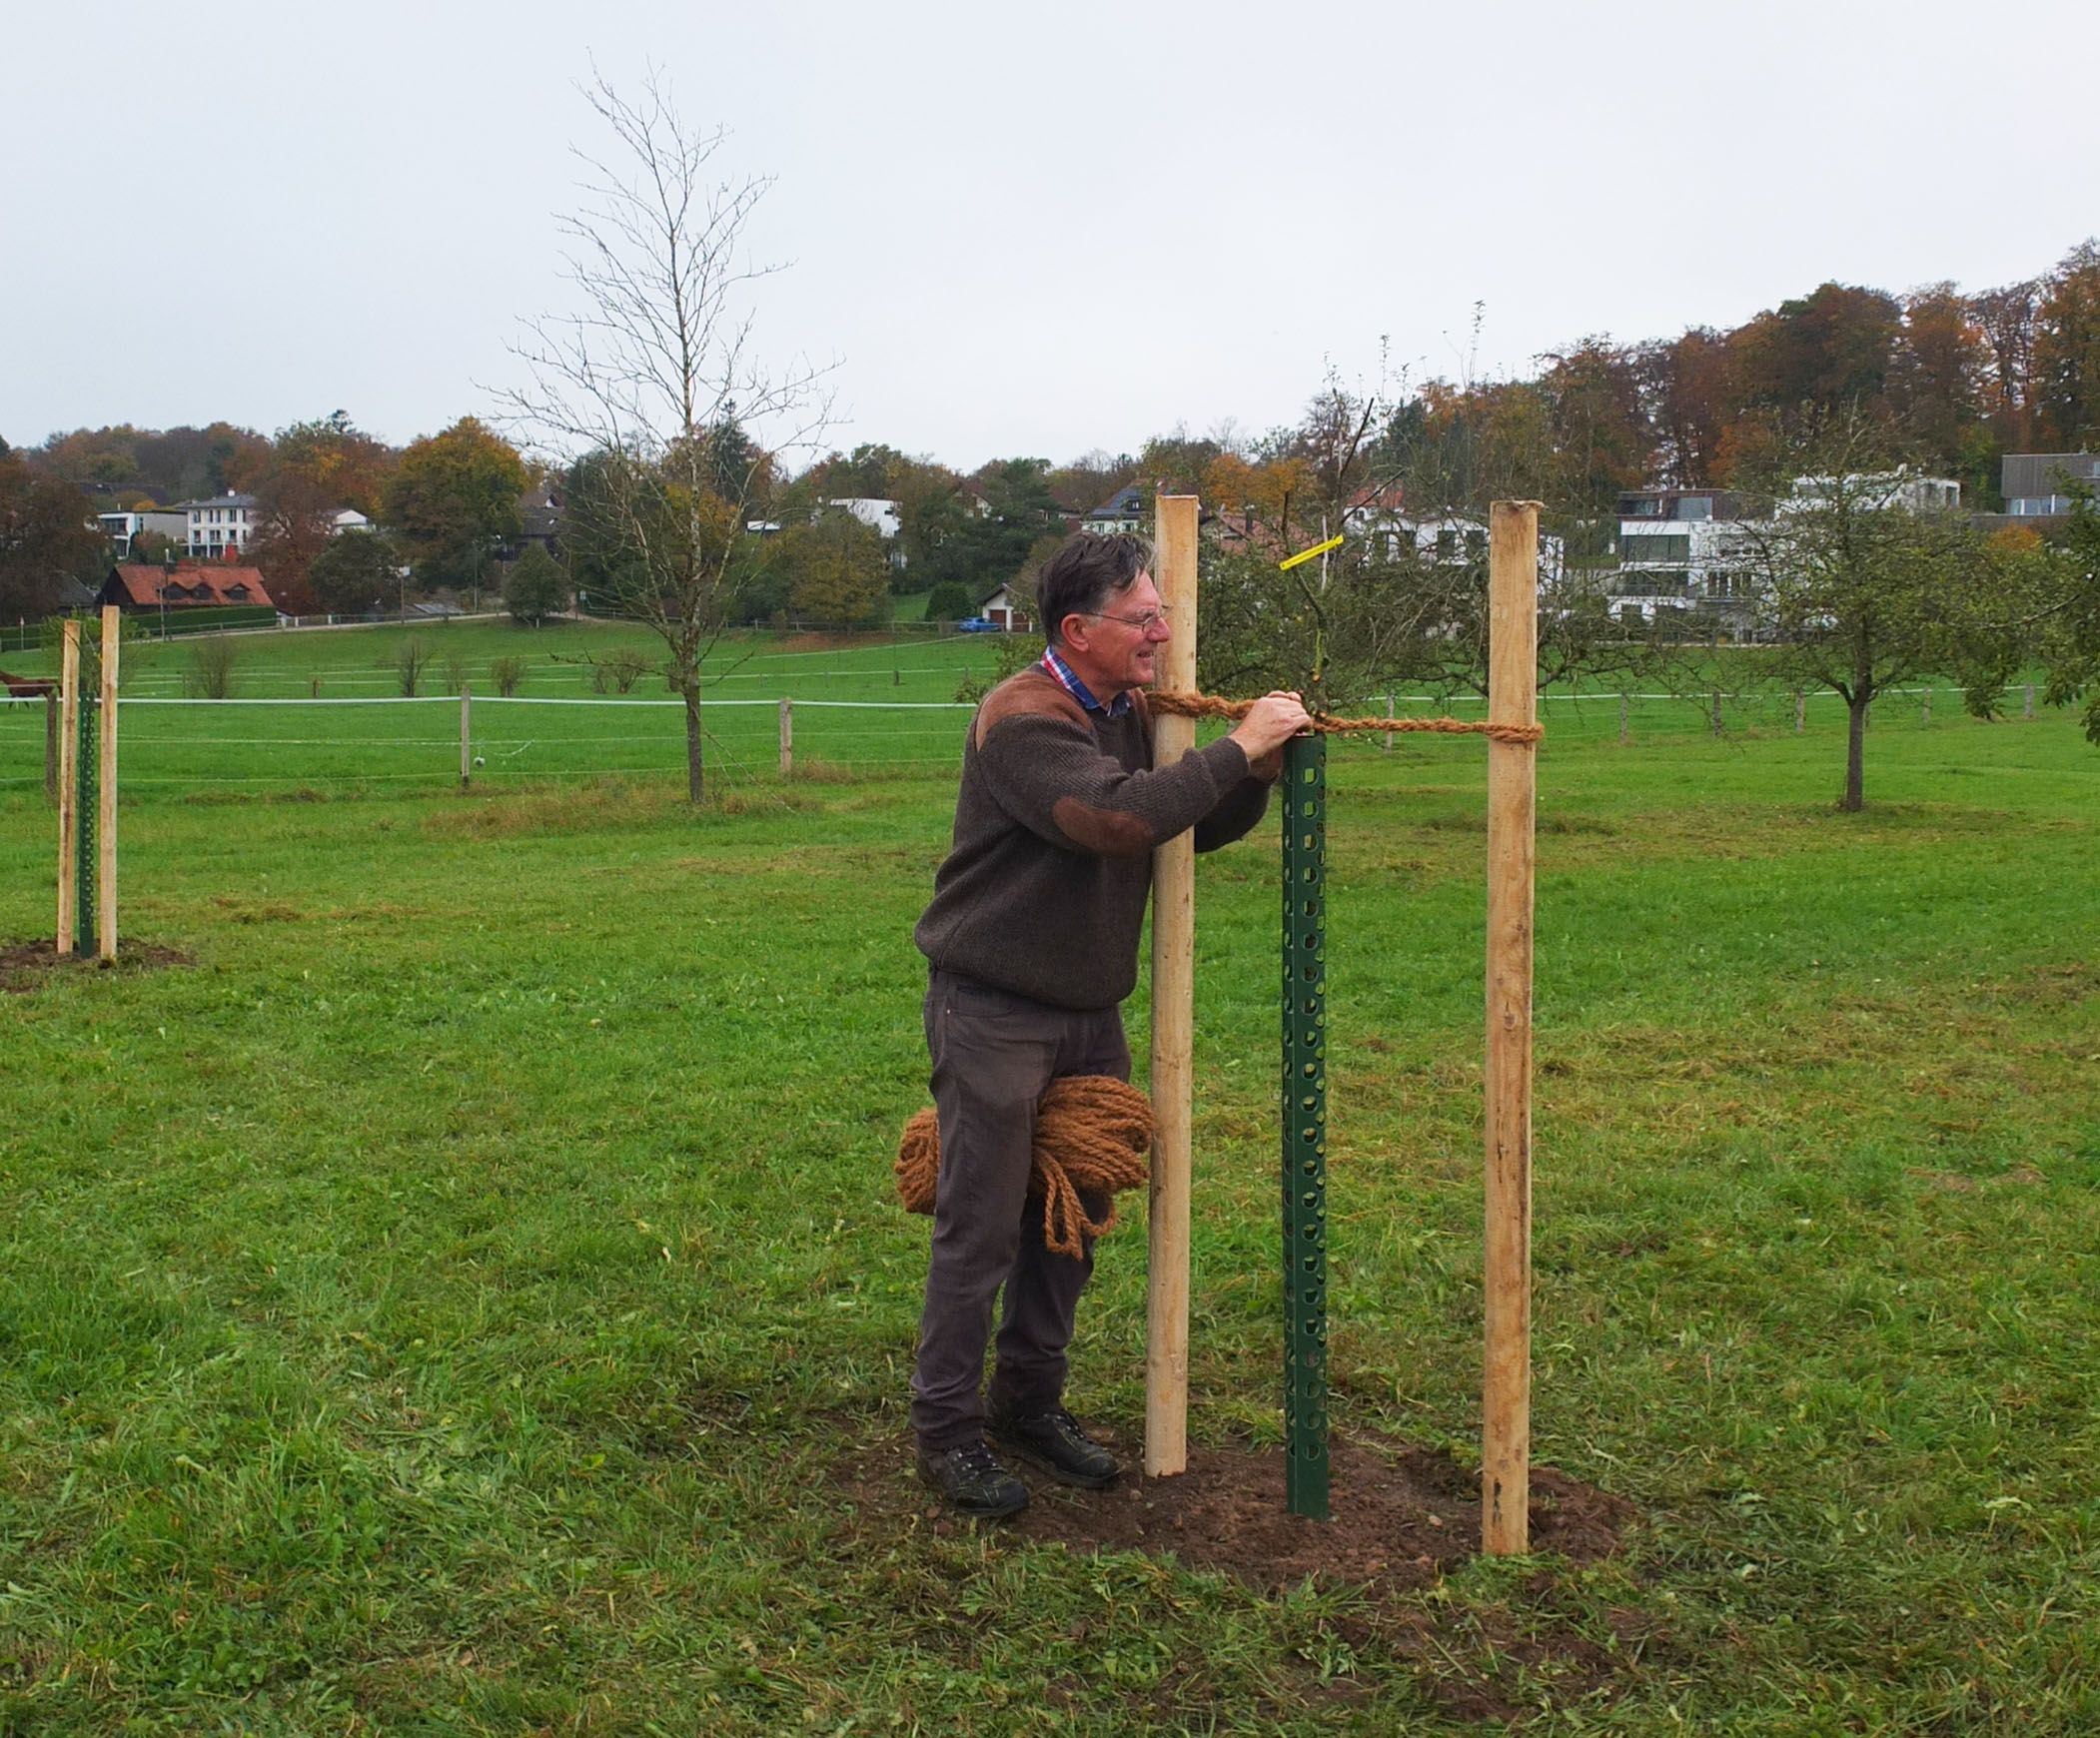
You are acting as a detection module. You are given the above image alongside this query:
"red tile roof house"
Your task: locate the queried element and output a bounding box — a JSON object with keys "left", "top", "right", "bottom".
{"left": 97, "top": 563, "right": 275, "bottom": 611}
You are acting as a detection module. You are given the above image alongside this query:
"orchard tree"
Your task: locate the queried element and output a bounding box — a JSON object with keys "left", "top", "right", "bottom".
{"left": 777, "top": 507, "right": 888, "bottom": 626}
{"left": 1738, "top": 412, "right": 2029, "bottom": 811}
{"left": 500, "top": 70, "right": 832, "bottom": 803}
{"left": 307, "top": 526, "right": 403, "bottom": 615}
{"left": 2034, "top": 486, "right": 2100, "bottom": 743}
{"left": 504, "top": 543, "right": 570, "bottom": 625}
{"left": 382, "top": 417, "right": 528, "bottom": 602}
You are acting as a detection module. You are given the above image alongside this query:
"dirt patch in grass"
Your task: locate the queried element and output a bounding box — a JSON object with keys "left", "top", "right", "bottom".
{"left": 1016, "top": 1430, "right": 1626, "bottom": 1592}
{"left": 0, "top": 938, "right": 192, "bottom": 992}
{"left": 835, "top": 1426, "right": 1643, "bottom": 1724}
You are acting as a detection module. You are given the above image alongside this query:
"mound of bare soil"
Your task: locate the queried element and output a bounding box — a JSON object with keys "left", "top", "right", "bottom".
{"left": 844, "top": 1424, "right": 1629, "bottom": 1596}
{"left": 0, "top": 938, "right": 192, "bottom": 993}
{"left": 835, "top": 1423, "right": 1651, "bottom": 1724}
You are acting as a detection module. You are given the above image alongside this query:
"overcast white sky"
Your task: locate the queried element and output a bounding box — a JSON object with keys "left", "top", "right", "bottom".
{"left": 4, "top": 0, "right": 2094, "bottom": 472}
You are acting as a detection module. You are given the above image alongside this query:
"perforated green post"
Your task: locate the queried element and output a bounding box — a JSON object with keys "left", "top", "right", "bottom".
{"left": 76, "top": 694, "right": 97, "bottom": 955}
{"left": 1282, "top": 732, "right": 1329, "bottom": 1519}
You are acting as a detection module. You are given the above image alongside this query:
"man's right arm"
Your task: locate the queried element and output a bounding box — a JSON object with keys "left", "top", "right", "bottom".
{"left": 976, "top": 711, "right": 1253, "bottom": 860}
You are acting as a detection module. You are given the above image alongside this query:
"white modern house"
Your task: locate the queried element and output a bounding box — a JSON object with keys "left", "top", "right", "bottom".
{"left": 178, "top": 495, "right": 375, "bottom": 557}
{"left": 1344, "top": 496, "right": 1567, "bottom": 586}
{"left": 95, "top": 507, "right": 188, "bottom": 557}
{"left": 1608, "top": 488, "right": 1763, "bottom": 629}
{"left": 1781, "top": 471, "right": 1962, "bottom": 514}
{"left": 180, "top": 492, "right": 262, "bottom": 557}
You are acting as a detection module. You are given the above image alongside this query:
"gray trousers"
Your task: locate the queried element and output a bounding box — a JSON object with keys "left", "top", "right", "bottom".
{"left": 911, "top": 967, "right": 1131, "bottom": 1450}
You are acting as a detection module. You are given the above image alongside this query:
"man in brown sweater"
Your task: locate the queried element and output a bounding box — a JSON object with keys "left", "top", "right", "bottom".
{"left": 911, "top": 530, "right": 1310, "bottom": 1516}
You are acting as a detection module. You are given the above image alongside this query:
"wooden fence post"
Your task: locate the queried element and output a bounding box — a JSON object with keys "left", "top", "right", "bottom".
{"left": 778, "top": 697, "right": 793, "bottom": 776}
{"left": 460, "top": 684, "right": 473, "bottom": 787}
{"left": 1484, "top": 500, "right": 1540, "bottom": 1556}
{"left": 1146, "top": 492, "right": 1200, "bottom": 1477}
{"left": 56, "top": 622, "right": 80, "bottom": 957}
{"left": 98, "top": 607, "right": 119, "bottom": 961}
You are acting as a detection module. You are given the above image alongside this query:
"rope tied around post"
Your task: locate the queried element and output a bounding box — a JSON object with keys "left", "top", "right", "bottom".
{"left": 1149, "top": 690, "right": 1544, "bottom": 745}
{"left": 895, "top": 1076, "right": 1153, "bottom": 1261}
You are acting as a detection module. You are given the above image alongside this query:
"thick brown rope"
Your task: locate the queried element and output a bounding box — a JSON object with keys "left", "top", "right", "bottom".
{"left": 1149, "top": 689, "right": 1544, "bottom": 745}
{"left": 895, "top": 1076, "right": 1153, "bottom": 1261}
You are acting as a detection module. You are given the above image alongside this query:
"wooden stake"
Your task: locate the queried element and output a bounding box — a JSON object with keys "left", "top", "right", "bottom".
{"left": 98, "top": 607, "right": 119, "bottom": 960}
{"left": 778, "top": 696, "right": 793, "bottom": 776}
{"left": 1483, "top": 500, "right": 1540, "bottom": 1556}
{"left": 1146, "top": 492, "right": 1199, "bottom": 1477}
{"left": 56, "top": 622, "right": 80, "bottom": 957}
{"left": 460, "top": 684, "right": 473, "bottom": 787}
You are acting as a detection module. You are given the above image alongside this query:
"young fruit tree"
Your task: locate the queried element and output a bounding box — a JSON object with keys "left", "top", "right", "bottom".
{"left": 1737, "top": 413, "right": 2034, "bottom": 812}
{"left": 500, "top": 71, "right": 832, "bottom": 802}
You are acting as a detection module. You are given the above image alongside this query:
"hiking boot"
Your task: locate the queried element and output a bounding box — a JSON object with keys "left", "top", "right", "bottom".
{"left": 916, "top": 1438, "right": 1029, "bottom": 1518}
{"left": 988, "top": 1404, "right": 1121, "bottom": 1489}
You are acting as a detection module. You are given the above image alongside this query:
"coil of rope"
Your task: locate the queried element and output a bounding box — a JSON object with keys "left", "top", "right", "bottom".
{"left": 895, "top": 1076, "right": 1153, "bottom": 1261}
{"left": 1148, "top": 690, "right": 1544, "bottom": 745}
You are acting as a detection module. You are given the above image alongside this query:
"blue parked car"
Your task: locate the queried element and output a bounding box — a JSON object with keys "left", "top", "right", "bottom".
{"left": 956, "top": 616, "right": 999, "bottom": 632}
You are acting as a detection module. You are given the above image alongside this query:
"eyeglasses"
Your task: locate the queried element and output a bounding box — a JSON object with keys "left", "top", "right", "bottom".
{"left": 1086, "top": 604, "right": 1174, "bottom": 631}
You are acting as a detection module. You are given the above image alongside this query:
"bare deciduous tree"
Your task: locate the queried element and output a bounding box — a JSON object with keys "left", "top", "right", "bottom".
{"left": 498, "top": 69, "right": 833, "bottom": 801}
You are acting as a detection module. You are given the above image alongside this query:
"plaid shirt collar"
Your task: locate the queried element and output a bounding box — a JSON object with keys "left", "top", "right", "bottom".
{"left": 1041, "top": 646, "right": 1134, "bottom": 718}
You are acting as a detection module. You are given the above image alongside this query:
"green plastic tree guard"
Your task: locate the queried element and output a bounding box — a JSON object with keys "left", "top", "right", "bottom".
{"left": 1282, "top": 732, "right": 1330, "bottom": 1519}
{"left": 76, "top": 695, "right": 97, "bottom": 956}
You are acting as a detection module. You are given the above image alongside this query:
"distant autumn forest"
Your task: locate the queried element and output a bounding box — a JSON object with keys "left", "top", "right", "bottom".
{"left": 4, "top": 238, "right": 2095, "bottom": 620}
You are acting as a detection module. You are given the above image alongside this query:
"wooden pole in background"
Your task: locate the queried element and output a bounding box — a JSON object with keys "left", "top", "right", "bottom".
{"left": 97, "top": 608, "right": 119, "bottom": 961}
{"left": 460, "top": 684, "right": 473, "bottom": 787}
{"left": 55, "top": 622, "right": 80, "bottom": 957}
{"left": 778, "top": 697, "right": 793, "bottom": 777}
{"left": 1146, "top": 492, "right": 1199, "bottom": 1477}
{"left": 1483, "top": 500, "right": 1540, "bottom": 1556}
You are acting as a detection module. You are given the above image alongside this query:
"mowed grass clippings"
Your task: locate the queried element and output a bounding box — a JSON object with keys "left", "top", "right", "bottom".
{"left": 0, "top": 677, "right": 2095, "bottom": 1733}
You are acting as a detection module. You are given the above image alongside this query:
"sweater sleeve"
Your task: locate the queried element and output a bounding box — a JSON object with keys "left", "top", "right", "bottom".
{"left": 1193, "top": 764, "right": 1277, "bottom": 853}
{"left": 976, "top": 712, "right": 1252, "bottom": 860}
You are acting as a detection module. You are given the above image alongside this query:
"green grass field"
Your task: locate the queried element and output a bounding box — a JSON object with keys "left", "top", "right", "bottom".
{"left": 1, "top": 616, "right": 1982, "bottom": 798}
{"left": 2, "top": 626, "right": 2096, "bottom": 1732}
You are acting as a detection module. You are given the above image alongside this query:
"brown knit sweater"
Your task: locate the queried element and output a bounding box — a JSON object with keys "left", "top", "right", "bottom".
{"left": 914, "top": 667, "right": 1278, "bottom": 1010}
